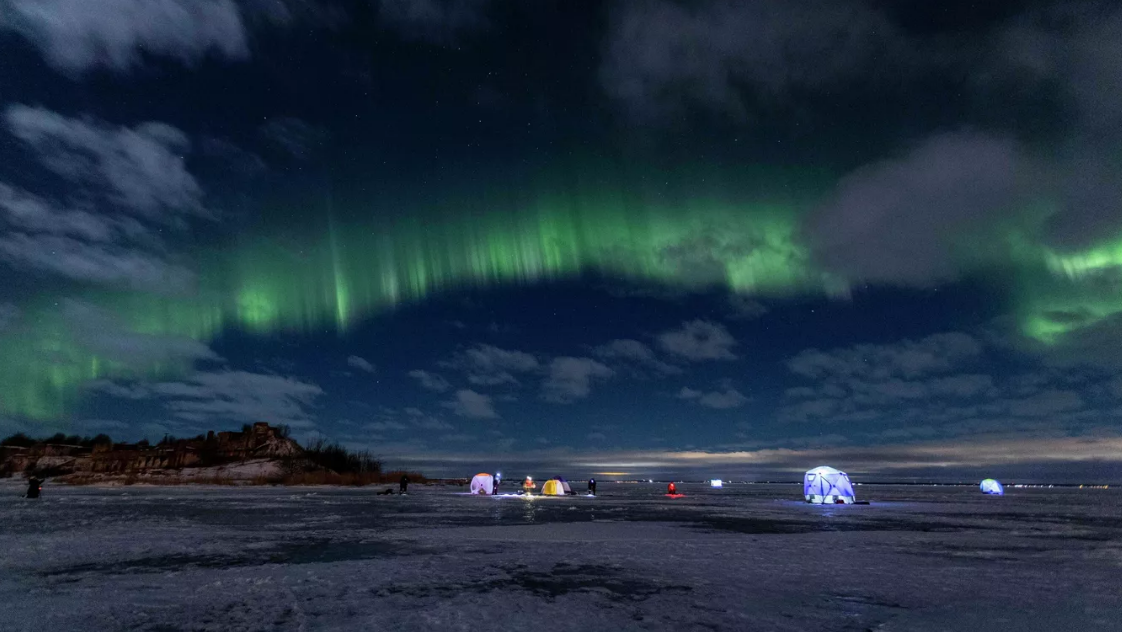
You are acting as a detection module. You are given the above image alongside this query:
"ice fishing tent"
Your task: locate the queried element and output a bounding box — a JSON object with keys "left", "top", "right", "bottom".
{"left": 541, "top": 477, "right": 572, "bottom": 495}
{"left": 804, "top": 466, "right": 855, "bottom": 504}
{"left": 980, "top": 478, "right": 1004, "bottom": 495}
{"left": 470, "top": 473, "right": 495, "bottom": 495}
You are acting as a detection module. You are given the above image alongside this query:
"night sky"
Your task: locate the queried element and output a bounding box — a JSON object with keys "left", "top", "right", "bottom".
{"left": 1, "top": 0, "right": 1121, "bottom": 481}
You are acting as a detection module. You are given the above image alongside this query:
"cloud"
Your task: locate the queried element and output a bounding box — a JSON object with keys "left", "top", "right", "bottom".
{"left": 0, "top": 0, "right": 249, "bottom": 73}
{"left": 807, "top": 133, "right": 1027, "bottom": 286}
{"left": 0, "top": 232, "right": 195, "bottom": 291}
{"left": 657, "top": 320, "right": 737, "bottom": 361}
{"left": 542, "top": 357, "right": 614, "bottom": 404}
{"left": 151, "top": 370, "right": 322, "bottom": 428}
{"left": 346, "top": 355, "right": 375, "bottom": 373}
{"left": 440, "top": 344, "right": 539, "bottom": 386}
{"left": 677, "top": 387, "right": 702, "bottom": 399}
{"left": 98, "top": 370, "right": 322, "bottom": 428}
{"left": 593, "top": 338, "right": 681, "bottom": 375}
{"left": 442, "top": 389, "right": 497, "bottom": 419}
{"left": 408, "top": 369, "right": 451, "bottom": 392}
{"left": 258, "top": 117, "right": 329, "bottom": 161}
{"left": 1005, "top": 390, "right": 1085, "bottom": 417}
{"left": 0, "top": 303, "right": 18, "bottom": 331}
{"left": 0, "top": 107, "right": 208, "bottom": 290}
{"left": 5, "top": 105, "right": 208, "bottom": 220}
{"left": 62, "top": 299, "right": 220, "bottom": 367}
{"left": 678, "top": 386, "right": 749, "bottom": 410}
{"left": 726, "top": 295, "right": 768, "bottom": 321}
{"left": 601, "top": 0, "right": 903, "bottom": 119}
{"left": 787, "top": 333, "right": 982, "bottom": 380}
{"left": 378, "top": 0, "right": 491, "bottom": 44}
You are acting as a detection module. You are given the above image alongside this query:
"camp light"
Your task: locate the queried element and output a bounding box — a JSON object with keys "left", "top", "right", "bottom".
{"left": 710, "top": 479, "right": 723, "bottom": 488}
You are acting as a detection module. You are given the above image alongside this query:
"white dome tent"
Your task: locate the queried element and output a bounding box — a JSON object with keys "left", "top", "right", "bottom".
{"left": 803, "top": 466, "right": 855, "bottom": 504}
{"left": 469, "top": 473, "right": 495, "bottom": 495}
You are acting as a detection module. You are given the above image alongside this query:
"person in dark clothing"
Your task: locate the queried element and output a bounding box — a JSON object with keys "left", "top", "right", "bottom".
{"left": 399, "top": 474, "right": 409, "bottom": 494}
{"left": 25, "top": 477, "right": 42, "bottom": 499}
{"left": 588, "top": 478, "right": 596, "bottom": 495}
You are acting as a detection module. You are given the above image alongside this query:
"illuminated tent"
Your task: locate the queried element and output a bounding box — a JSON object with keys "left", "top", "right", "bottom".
{"left": 980, "top": 479, "right": 1004, "bottom": 495}
{"left": 804, "top": 466, "right": 855, "bottom": 504}
{"left": 469, "top": 473, "right": 494, "bottom": 495}
{"left": 541, "top": 477, "right": 572, "bottom": 495}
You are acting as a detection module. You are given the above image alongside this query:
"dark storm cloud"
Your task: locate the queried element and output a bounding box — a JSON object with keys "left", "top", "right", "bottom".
{"left": 377, "top": 0, "right": 491, "bottom": 45}
{"left": 806, "top": 133, "right": 1028, "bottom": 286}
{"left": 656, "top": 320, "right": 737, "bottom": 361}
{"left": 0, "top": 0, "right": 249, "bottom": 73}
{"left": 541, "top": 357, "right": 613, "bottom": 404}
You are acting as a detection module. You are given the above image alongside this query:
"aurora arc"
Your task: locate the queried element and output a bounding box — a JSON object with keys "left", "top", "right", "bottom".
{"left": 0, "top": 197, "right": 832, "bottom": 419}
{"left": 2, "top": 188, "right": 1120, "bottom": 422}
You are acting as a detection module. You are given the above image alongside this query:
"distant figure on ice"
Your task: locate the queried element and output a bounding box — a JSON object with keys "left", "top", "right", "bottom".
{"left": 25, "top": 477, "right": 42, "bottom": 499}
{"left": 588, "top": 478, "right": 596, "bottom": 495}
{"left": 667, "top": 482, "right": 677, "bottom": 495}
{"left": 399, "top": 474, "right": 409, "bottom": 494}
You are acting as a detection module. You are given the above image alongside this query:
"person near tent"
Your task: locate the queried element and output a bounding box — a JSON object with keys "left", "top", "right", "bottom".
{"left": 667, "top": 482, "right": 677, "bottom": 495}
{"left": 399, "top": 474, "right": 409, "bottom": 494}
{"left": 25, "top": 477, "right": 42, "bottom": 499}
{"left": 523, "top": 476, "right": 536, "bottom": 494}
{"left": 588, "top": 478, "right": 596, "bottom": 495}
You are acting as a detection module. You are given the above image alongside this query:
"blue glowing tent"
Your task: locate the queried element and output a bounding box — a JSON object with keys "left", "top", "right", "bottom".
{"left": 804, "top": 466, "right": 855, "bottom": 504}
{"left": 980, "top": 479, "right": 1004, "bottom": 495}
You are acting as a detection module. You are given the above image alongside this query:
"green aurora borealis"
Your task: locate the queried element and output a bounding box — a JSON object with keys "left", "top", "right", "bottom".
{"left": 2, "top": 182, "right": 1119, "bottom": 421}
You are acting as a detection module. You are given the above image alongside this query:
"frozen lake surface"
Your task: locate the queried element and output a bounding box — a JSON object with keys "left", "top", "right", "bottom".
{"left": 2, "top": 482, "right": 1121, "bottom": 631}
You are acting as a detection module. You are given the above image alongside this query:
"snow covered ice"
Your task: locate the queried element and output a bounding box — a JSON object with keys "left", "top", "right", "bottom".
{"left": 2, "top": 482, "right": 1122, "bottom": 631}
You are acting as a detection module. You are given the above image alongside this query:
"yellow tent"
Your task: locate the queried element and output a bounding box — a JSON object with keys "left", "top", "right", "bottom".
{"left": 541, "top": 479, "right": 565, "bottom": 495}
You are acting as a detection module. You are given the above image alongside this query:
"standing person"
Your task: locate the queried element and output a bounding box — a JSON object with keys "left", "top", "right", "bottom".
{"left": 399, "top": 474, "right": 409, "bottom": 494}
{"left": 588, "top": 478, "right": 596, "bottom": 496}
{"left": 25, "top": 477, "right": 42, "bottom": 499}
